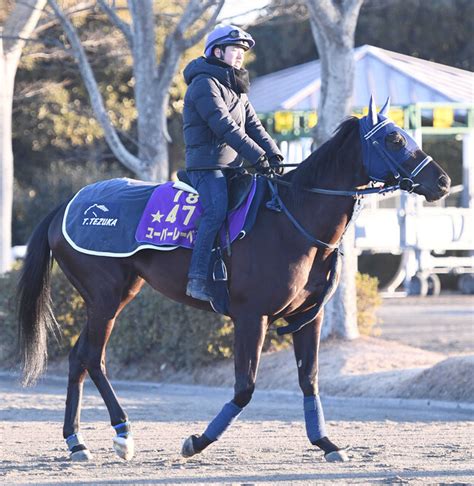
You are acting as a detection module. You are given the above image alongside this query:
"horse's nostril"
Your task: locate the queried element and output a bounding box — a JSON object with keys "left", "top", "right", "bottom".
{"left": 438, "top": 174, "right": 451, "bottom": 191}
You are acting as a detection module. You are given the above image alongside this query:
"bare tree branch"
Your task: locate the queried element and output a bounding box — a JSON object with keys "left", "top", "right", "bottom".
{"left": 182, "top": 0, "right": 224, "bottom": 50}
{"left": 343, "top": 0, "right": 364, "bottom": 14}
{"left": 305, "top": 0, "right": 337, "bottom": 28}
{"left": 47, "top": 0, "right": 142, "bottom": 176}
{"left": 159, "top": 0, "right": 224, "bottom": 85}
{"left": 13, "top": 79, "right": 71, "bottom": 100}
{"left": 3, "top": 0, "right": 47, "bottom": 55}
{"left": 174, "top": 0, "right": 206, "bottom": 36}
{"left": 97, "top": 0, "right": 133, "bottom": 47}
{"left": 33, "top": 1, "right": 96, "bottom": 35}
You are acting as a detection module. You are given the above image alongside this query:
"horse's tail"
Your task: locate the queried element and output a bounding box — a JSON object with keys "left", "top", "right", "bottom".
{"left": 17, "top": 203, "right": 65, "bottom": 386}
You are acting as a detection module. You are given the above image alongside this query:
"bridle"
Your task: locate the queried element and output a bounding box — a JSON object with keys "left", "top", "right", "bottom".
{"left": 263, "top": 117, "right": 434, "bottom": 251}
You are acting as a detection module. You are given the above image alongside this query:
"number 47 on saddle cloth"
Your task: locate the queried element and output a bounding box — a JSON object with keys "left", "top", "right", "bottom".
{"left": 135, "top": 179, "right": 258, "bottom": 250}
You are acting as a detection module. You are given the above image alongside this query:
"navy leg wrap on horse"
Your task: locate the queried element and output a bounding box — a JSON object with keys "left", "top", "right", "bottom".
{"left": 113, "top": 421, "right": 131, "bottom": 438}
{"left": 66, "top": 433, "right": 87, "bottom": 453}
{"left": 304, "top": 395, "right": 327, "bottom": 443}
{"left": 204, "top": 401, "right": 242, "bottom": 441}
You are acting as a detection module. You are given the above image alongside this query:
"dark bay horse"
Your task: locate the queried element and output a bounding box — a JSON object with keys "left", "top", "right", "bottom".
{"left": 18, "top": 98, "right": 450, "bottom": 462}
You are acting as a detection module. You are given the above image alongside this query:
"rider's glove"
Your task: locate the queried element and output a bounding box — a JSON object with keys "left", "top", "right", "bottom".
{"left": 253, "top": 155, "right": 272, "bottom": 175}
{"left": 268, "top": 154, "right": 284, "bottom": 175}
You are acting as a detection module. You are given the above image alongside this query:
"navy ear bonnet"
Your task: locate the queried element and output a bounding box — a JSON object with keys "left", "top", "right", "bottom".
{"left": 359, "top": 96, "right": 421, "bottom": 182}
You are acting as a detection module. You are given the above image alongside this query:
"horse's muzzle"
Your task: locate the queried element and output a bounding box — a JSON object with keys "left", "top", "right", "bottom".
{"left": 438, "top": 174, "right": 451, "bottom": 194}
{"left": 424, "top": 174, "right": 451, "bottom": 202}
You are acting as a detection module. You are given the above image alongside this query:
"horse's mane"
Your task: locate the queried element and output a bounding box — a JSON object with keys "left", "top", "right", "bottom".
{"left": 288, "top": 117, "right": 361, "bottom": 194}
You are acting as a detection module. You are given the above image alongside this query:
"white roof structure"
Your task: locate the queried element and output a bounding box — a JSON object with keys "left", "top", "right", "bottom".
{"left": 248, "top": 44, "right": 474, "bottom": 112}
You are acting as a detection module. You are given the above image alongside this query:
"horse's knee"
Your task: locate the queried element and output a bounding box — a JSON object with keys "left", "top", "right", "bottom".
{"left": 299, "top": 374, "right": 319, "bottom": 396}
{"left": 233, "top": 383, "right": 255, "bottom": 408}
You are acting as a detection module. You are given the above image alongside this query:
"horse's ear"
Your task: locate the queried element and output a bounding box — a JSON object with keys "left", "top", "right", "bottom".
{"left": 368, "top": 96, "right": 378, "bottom": 126}
{"left": 379, "top": 97, "right": 391, "bottom": 117}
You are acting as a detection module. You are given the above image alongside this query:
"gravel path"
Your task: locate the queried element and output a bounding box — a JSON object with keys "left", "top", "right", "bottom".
{"left": 378, "top": 295, "right": 474, "bottom": 354}
{"left": 1, "top": 374, "right": 473, "bottom": 485}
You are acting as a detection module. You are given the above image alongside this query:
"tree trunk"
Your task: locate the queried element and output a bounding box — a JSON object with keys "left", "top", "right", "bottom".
{"left": 310, "top": 30, "right": 355, "bottom": 145}
{"left": 320, "top": 225, "right": 359, "bottom": 340}
{"left": 0, "top": 0, "right": 47, "bottom": 274}
{"left": 129, "top": 0, "right": 167, "bottom": 182}
{"left": 49, "top": 0, "right": 224, "bottom": 182}
{"left": 0, "top": 46, "right": 16, "bottom": 274}
{"left": 305, "top": 0, "right": 364, "bottom": 340}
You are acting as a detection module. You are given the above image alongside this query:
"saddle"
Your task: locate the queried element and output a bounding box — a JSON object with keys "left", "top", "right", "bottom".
{"left": 176, "top": 169, "right": 254, "bottom": 212}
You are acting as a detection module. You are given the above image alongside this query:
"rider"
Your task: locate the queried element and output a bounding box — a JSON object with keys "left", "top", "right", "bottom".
{"left": 183, "top": 24, "right": 283, "bottom": 301}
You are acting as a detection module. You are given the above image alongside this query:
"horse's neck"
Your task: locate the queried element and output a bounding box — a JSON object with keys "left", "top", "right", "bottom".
{"left": 285, "top": 161, "right": 360, "bottom": 250}
{"left": 294, "top": 191, "right": 355, "bottom": 249}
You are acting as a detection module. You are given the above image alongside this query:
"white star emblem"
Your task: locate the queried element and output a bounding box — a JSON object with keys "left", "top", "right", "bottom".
{"left": 151, "top": 210, "right": 163, "bottom": 223}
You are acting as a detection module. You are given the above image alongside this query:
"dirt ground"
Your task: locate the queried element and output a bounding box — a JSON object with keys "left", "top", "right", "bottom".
{"left": 377, "top": 294, "right": 474, "bottom": 354}
{"left": 1, "top": 296, "right": 473, "bottom": 484}
{"left": 1, "top": 374, "right": 473, "bottom": 485}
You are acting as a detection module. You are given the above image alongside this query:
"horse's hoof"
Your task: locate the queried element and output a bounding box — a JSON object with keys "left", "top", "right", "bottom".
{"left": 181, "top": 436, "right": 197, "bottom": 458}
{"left": 70, "top": 448, "right": 93, "bottom": 461}
{"left": 325, "top": 449, "right": 349, "bottom": 462}
{"left": 113, "top": 436, "right": 135, "bottom": 461}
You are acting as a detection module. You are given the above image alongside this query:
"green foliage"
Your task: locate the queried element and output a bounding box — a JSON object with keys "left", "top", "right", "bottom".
{"left": 0, "top": 262, "right": 235, "bottom": 371}
{"left": 0, "top": 266, "right": 20, "bottom": 365}
{"left": 13, "top": 159, "right": 129, "bottom": 245}
{"left": 1, "top": 259, "right": 383, "bottom": 372}
{"left": 0, "top": 263, "right": 86, "bottom": 365}
{"left": 356, "top": 272, "right": 382, "bottom": 336}
{"left": 110, "top": 285, "right": 234, "bottom": 371}
{"left": 356, "top": 0, "right": 473, "bottom": 72}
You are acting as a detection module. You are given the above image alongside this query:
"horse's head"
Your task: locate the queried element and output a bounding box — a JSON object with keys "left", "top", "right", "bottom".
{"left": 359, "top": 97, "right": 451, "bottom": 202}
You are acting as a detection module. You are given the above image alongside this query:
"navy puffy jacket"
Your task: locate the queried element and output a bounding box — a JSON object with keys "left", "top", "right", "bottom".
{"left": 183, "top": 57, "right": 282, "bottom": 169}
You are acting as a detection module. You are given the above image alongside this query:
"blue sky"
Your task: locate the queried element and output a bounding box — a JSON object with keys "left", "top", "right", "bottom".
{"left": 218, "top": 0, "right": 270, "bottom": 24}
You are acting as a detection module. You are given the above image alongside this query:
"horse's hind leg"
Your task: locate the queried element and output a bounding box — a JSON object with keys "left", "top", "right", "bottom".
{"left": 182, "top": 314, "right": 267, "bottom": 457}
{"left": 63, "top": 331, "right": 90, "bottom": 460}
{"left": 292, "top": 312, "right": 348, "bottom": 462}
{"left": 62, "top": 266, "right": 143, "bottom": 461}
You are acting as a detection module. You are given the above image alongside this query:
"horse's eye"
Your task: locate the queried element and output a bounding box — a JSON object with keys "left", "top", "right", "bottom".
{"left": 385, "top": 131, "right": 407, "bottom": 151}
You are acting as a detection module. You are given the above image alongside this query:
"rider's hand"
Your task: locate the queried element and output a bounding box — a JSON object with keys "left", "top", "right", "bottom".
{"left": 254, "top": 155, "right": 272, "bottom": 175}
{"left": 268, "top": 154, "right": 284, "bottom": 175}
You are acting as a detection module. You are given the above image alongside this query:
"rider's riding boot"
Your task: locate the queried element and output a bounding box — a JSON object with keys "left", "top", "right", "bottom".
{"left": 186, "top": 278, "right": 212, "bottom": 302}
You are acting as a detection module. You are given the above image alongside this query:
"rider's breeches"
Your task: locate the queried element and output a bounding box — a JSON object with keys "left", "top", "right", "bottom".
{"left": 187, "top": 169, "right": 228, "bottom": 280}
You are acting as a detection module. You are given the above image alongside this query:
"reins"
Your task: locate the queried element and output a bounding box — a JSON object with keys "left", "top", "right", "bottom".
{"left": 269, "top": 175, "right": 401, "bottom": 197}
{"left": 187, "top": 164, "right": 403, "bottom": 252}
{"left": 187, "top": 164, "right": 403, "bottom": 197}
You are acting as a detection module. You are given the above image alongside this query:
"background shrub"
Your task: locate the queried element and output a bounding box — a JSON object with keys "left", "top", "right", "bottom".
{"left": 356, "top": 272, "right": 382, "bottom": 336}
{"left": 0, "top": 263, "right": 381, "bottom": 373}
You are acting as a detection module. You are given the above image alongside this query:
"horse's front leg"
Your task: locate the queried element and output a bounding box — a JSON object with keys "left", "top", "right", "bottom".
{"left": 292, "top": 312, "right": 349, "bottom": 462}
{"left": 182, "top": 314, "right": 267, "bottom": 457}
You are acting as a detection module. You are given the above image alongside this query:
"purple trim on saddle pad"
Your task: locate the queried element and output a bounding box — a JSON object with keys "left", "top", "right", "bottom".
{"left": 135, "top": 180, "right": 257, "bottom": 249}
